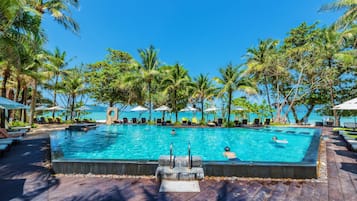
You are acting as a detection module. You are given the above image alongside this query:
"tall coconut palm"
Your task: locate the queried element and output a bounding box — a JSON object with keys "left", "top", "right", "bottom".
{"left": 191, "top": 74, "right": 216, "bottom": 122}
{"left": 47, "top": 47, "right": 70, "bottom": 118}
{"left": 214, "top": 63, "right": 257, "bottom": 124}
{"left": 320, "top": 0, "right": 357, "bottom": 31}
{"left": 245, "top": 39, "right": 278, "bottom": 119}
{"left": 161, "top": 64, "right": 191, "bottom": 122}
{"left": 26, "top": 0, "right": 80, "bottom": 33}
{"left": 62, "top": 67, "right": 86, "bottom": 120}
{"left": 138, "top": 45, "right": 160, "bottom": 121}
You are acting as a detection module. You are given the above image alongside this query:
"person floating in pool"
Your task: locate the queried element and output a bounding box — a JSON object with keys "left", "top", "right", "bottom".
{"left": 223, "top": 146, "right": 240, "bottom": 161}
{"left": 171, "top": 129, "right": 176, "bottom": 135}
{"left": 272, "top": 136, "right": 288, "bottom": 144}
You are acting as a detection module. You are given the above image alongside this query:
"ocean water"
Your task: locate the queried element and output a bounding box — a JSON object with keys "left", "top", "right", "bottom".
{"left": 50, "top": 125, "right": 318, "bottom": 162}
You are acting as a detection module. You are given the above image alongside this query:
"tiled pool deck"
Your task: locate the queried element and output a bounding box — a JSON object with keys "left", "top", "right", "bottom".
{"left": 0, "top": 126, "right": 356, "bottom": 200}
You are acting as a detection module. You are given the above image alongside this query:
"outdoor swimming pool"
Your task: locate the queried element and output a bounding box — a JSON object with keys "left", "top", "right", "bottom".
{"left": 50, "top": 125, "right": 321, "bottom": 178}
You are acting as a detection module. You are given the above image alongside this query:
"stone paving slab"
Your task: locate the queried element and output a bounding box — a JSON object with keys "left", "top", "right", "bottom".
{"left": 0, "top": 127, "right": 356, "bottom": 200}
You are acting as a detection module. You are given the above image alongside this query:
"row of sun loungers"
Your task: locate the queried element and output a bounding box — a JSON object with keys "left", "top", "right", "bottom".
{"left": 338, "top": 130, "right": 357, "bottom": 152}
{"left": 0, "top": 128, "right": 26, "bottom": 157}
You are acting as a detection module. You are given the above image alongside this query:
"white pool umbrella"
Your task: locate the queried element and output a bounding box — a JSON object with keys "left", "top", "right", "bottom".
{"left": 35, "top": 105, "right": 48, "bottom": 111}
{"left": 333, "top": 97, "right": 357, "bottom": 110}
{"left": 155, "top": 105, "right": 171, "bottom": 121}
{"left": 333, "top": 97, "right": 357, "bottom": 127}
{"left": 45, "top": 106, "right": 67, "bottom": 111}
{"left": 130, "top": 105, "right": 148, "bottom": 112}
{"left": 180, "top": 106, "right": 197, "bottom": 112}
{"left": 154, "top": 105, "right": 171, "bottom": 111}
{"left": 204, "top": 106, "right": 219, "bottom": 113}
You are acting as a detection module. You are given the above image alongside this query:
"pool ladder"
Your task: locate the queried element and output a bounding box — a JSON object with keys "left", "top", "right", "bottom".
{"left": 169, "top": 143, "right": 192, "bottom": 169}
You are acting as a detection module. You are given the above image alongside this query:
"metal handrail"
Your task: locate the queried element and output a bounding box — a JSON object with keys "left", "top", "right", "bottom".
{"left": 188, "top": 142, "right": 191, "bottom": 169}
{"left": 170, "top": 143, "right": 174, "bottom": 169}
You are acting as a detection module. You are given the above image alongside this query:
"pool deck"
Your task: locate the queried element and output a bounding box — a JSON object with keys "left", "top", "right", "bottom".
{"left": 0, "top": 125, "right": 356, "bottom": 200}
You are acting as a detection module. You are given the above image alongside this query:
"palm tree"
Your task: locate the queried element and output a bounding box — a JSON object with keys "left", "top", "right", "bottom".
{"left": 138, "top": 45, "right": 160, "bottom": 121}
{"left": 320, "top": 0, "right": 357, "bottom": 31}
{"left": 245, "top": 39, "right": 278, "bottom": 119}
{"left": 161, "top": 64, "right": 191, "bottom": 122}
{"left": 47, "top": 47, "right": 70, "bottom": 118}
{"left": 214, "top": 63, "right": 257, "bottom": 124}
{"left": 26, "top": 0, "right": 80, "bottom": 33}
{"left": 191, "top": 74, "right": 216, "bottom": 122}
{"left": 62, "top": 67, "right": 86, "bottom": 120}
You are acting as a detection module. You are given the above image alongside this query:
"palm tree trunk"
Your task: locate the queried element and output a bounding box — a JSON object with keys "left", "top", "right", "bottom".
{"left": 21, "top": 88, "right": 27, "bottom": 122}
{"left": 52, "top": 75, "right": 59, "bottom": 118}
{"left": 1, "top": 68, "right": 10, "bottom": 97}
{"left": 227, "top": 89, "right": 232, "bottom": 124}
{"left": 264, "top": 76, "right": 274, "bottom": 119}
{"left": 29, "top": 80, "right": 37, "bottom": 125}
{"left": 148, "top": 82, "right": 152, "bottom": 121}
{"left": 70, "top": 94, "right": 76, "bottom": 120}
{"left": 174, "top": 89, "right": 178, "bottom": 122}
{"left": 201, "top": 98, "right": 204, "bottom": 122}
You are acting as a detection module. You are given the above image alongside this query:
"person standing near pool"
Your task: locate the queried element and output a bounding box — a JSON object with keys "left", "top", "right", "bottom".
{"left": 223, "top": 146, "right": 239, "bottom": 160}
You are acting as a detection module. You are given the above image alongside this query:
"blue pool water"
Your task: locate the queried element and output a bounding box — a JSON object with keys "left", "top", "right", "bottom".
{"left": 50, "top": 125, "right": 319, "bottom": 162}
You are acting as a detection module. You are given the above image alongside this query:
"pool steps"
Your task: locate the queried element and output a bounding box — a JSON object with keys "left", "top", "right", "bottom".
{"left": 156, "top": 142, "right": 204, "bottom": 181}
{"left": 155, "top": 155, "right": 204, "bottom": 181}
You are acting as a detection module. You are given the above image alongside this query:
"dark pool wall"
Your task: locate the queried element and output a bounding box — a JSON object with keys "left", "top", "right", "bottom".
{"left": 52, "top": 160, "right": 158, "bottom": 175}
{"left": 52, "top": 160, "right": 318, "bottom": 179}
{"left": 203, "top": 162, "right": 317, "bottom": 178}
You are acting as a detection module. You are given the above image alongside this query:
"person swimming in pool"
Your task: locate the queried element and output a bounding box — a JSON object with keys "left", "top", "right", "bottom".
{"left": 171, "top": 129, "right": 176, "bottom": 135}
{"left": 223, "top": 146, "right": 239, "bottom": 160}
{"left": 272, "top": 136, "right": 288, "bottom": 144}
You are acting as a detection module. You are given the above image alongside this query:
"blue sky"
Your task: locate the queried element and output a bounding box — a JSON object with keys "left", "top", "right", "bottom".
{"left": 42, "top": 0, "right": 340, "bottom": 78}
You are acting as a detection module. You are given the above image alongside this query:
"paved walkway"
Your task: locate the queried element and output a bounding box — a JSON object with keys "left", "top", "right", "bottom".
{"left": 0, "top": 127, "right": 356, "bottom": 200}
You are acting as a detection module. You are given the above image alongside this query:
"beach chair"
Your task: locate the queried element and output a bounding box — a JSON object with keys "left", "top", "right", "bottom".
{"left": 0, "top": 129, "right": 23, "bottom": 143}
{"left": 207, "top": 121, "right": 216, "bottom": 127}
{"left": 182, "top": 118, "right": 188, "bottom": 126}
{"left": 234, "top": 120, "right": 241, "bottom": 127}
{"left": 217, "top": 118, "right": 223, "bottom": 127}
{"left": 242, "top": 119, "right": 248, "bottom": 126}
{"left": 253, "top": 118, "right": 261, "bottom": 127}
{"left": 38, "top": 117, "right": 46, "bottom": 124}
{"left": 156, "top": 118, "right": 162, "bottom": 125}
{"left": 123, "top": 118, "right": 128, "bottom": 124}
{"left": 132, "top": 118, "right": 137, "bottom": 124}
{"left": 192, "top": 117, "right": 198, "bottom": 125}
{"left": 47, "top": 117, "right": 55, "bottom": 124}
{"left": 264, "top": 118, "right": 271, "bottom": 125}
{"left": 55, "top": 117, "right": 62, "bottom": 124}
{"left": 141, "top": 118, "right": 146, "bottom": 124}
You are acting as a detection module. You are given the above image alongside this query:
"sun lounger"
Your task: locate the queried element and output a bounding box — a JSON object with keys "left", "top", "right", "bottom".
{"left": 191, "top": 117, "right": 198, "bottom": 125}
{"left": 156, "top": 119, "right": 162, "bottom": 125}
{"left": 141, "top": 118, "right": 146, "bottom": 124}
{"left": 123, "top": 118, "right": 128, "bottom": 124}
{"left": 253, "top": 118, "right": 261, "bottom": 127}
{"left": 242, "top": 119, "right": 248, "bottom": 126}
{"left": 132, "top": 118, "right": 137, "bottom": 124}
{"left": 217, "top": 118, "right": 223, "bottom": 127}
{"left": 264, "top": 119, "right": 271, "bottom": 125}
{"left": 0, "top": 129, "right": 24, "bottom": 143}
{"left": 207, "top": 122, "right": 216, "bottom": 127}
{"left": 234, "top": 120, "right": 241, "bottom": 127}
{"left": 344, "top": 122, "right": 357, "bottom": 129}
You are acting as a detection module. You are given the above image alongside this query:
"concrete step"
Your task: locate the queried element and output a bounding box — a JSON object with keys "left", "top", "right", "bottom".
{"left": 156, "top": 166, "right": 204, "bottom": 181}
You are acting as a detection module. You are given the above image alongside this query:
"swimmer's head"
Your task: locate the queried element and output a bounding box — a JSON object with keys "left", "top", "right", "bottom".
{"left": 224, "top": 146, "right": 230, "bottom": 152}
